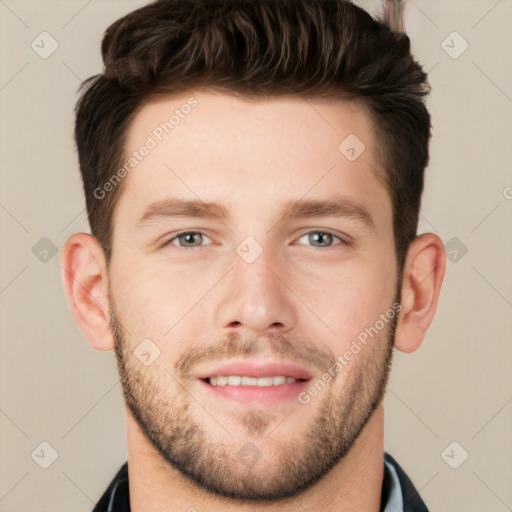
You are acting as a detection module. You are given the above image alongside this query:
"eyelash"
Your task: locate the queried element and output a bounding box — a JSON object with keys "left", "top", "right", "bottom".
{"left": 163, "top": 230, "right": 351, "bottom": 249}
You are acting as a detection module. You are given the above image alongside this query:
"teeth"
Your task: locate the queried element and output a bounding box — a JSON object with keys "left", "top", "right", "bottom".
{"left": 227, "top": 376, "right": 241, "bottom": 385}
{"left": 207, "top": 375, "right": 298, "bottom": 386}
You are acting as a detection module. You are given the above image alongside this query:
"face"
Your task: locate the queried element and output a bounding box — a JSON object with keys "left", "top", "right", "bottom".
{"left": 108, "top": 91, "right": 400, "bottom": 500}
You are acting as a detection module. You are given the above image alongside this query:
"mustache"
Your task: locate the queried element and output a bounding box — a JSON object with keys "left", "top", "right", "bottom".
{"left": 175, "top": 332, "right": 335, "bottom": 377}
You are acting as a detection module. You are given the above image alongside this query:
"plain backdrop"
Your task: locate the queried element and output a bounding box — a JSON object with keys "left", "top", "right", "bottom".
{"left": 0, "top": 1, "right": 511, "bottom": 511}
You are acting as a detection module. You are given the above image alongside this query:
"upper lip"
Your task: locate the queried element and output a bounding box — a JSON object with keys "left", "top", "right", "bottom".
{"left": 195, "top": 360, "right": 313, "bottom": 380}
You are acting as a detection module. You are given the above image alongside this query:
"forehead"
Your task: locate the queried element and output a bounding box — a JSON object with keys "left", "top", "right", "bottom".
{"left": 114, "top": 90, "right": 389, "bottom": 228}
{"left": 126, "top": 90, "right": 378, "bottom": 160}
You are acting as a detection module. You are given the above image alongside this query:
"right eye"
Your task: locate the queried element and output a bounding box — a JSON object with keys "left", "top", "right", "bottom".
{"left": 164, "top": 231, "right": 212, "bottom": 248}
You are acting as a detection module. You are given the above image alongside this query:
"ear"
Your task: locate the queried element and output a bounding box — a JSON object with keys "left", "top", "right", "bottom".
{"left": 61, "top": 233, "right": 114, "bottom": 351}
{"left": 394, "top": 233, "right": 447, "bottom": 353}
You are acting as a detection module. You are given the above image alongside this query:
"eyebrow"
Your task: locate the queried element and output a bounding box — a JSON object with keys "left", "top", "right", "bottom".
{"left": 136, "top": 196, "right": 375, "bottom": 230}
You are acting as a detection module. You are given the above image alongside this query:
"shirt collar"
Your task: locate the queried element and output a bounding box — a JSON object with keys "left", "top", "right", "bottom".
{"left": 382, "top": 457, "right": 404, "bottom": 512}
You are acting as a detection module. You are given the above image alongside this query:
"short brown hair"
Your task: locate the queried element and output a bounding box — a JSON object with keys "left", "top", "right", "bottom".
{"left": 74, "top": 0, "right": 431, "bottom": 273}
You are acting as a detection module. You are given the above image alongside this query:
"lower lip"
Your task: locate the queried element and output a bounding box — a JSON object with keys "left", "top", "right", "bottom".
{"left": 198, "top": 378, "right": 311, "bottom": 405}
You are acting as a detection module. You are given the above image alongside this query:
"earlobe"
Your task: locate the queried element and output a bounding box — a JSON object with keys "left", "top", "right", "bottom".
{"left": 394, "top": 233, "right": 447, "bottom": 353}
{"left": 61, "top": 233, "right": 114, "bottom": 351}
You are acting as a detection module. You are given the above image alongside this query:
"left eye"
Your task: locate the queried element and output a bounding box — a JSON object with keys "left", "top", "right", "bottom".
{"left": 165, "top": 231, "right": 346, "bottom": 249}
{"left": 297, "top": 231, "right": 346, "bottom": 248}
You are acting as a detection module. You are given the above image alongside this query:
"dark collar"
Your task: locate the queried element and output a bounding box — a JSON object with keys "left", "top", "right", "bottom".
{"left": 384, "top": 452, "right": 430, "bottom": 512}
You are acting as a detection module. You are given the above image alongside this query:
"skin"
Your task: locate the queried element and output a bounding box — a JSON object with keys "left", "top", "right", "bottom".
{"left": 62, "top": 90, "right": 446, "bottom": 512}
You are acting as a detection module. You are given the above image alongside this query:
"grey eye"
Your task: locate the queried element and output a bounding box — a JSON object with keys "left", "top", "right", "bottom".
{"left": 298, "top": 231, "right": 344, "bottom": 248}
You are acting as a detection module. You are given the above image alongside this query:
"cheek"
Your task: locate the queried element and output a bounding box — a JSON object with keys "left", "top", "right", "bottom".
{"left": 111, "top": 263, "right": 226, "bottom": 372}
{"left": 305, "top": 258, "right": 396, "bottom": 348}
{"left": 109, "top": 263, "right": 182, "bottom": 343}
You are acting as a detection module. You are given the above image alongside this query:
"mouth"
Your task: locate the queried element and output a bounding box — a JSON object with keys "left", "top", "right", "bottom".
{"left": 202, "top": 375, "right": 309, "bottom": 386}
{"left": 195, "top": 360, "right": 313, "bottom": 405}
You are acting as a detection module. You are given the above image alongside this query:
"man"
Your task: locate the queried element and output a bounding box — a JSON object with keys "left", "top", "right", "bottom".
{"left": 61, "top": 0, "right": 446, "bottom": 510}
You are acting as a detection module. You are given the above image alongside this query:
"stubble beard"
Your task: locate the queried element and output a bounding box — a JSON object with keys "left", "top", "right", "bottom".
{"left": 110, "top": 292, "right": 398, "bottom": 501}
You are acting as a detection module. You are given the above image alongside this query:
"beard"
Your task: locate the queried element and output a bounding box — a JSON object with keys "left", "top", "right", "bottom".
{"left": 109, "top": 286, "right": 399, "bottom": 501}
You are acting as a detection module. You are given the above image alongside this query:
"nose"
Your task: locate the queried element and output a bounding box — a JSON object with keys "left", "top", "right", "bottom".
{"left": 215, "top": 243, "right": 297, "bottom": 336}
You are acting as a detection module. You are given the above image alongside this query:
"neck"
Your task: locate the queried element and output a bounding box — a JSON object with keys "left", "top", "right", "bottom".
{"left": 126, "top": 403, "right": 385, "bottom": 512}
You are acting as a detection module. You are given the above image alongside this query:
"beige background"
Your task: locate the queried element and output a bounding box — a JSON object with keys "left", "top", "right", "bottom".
{"left": 0, "top": 0, "right": 511, "bottom": 510}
